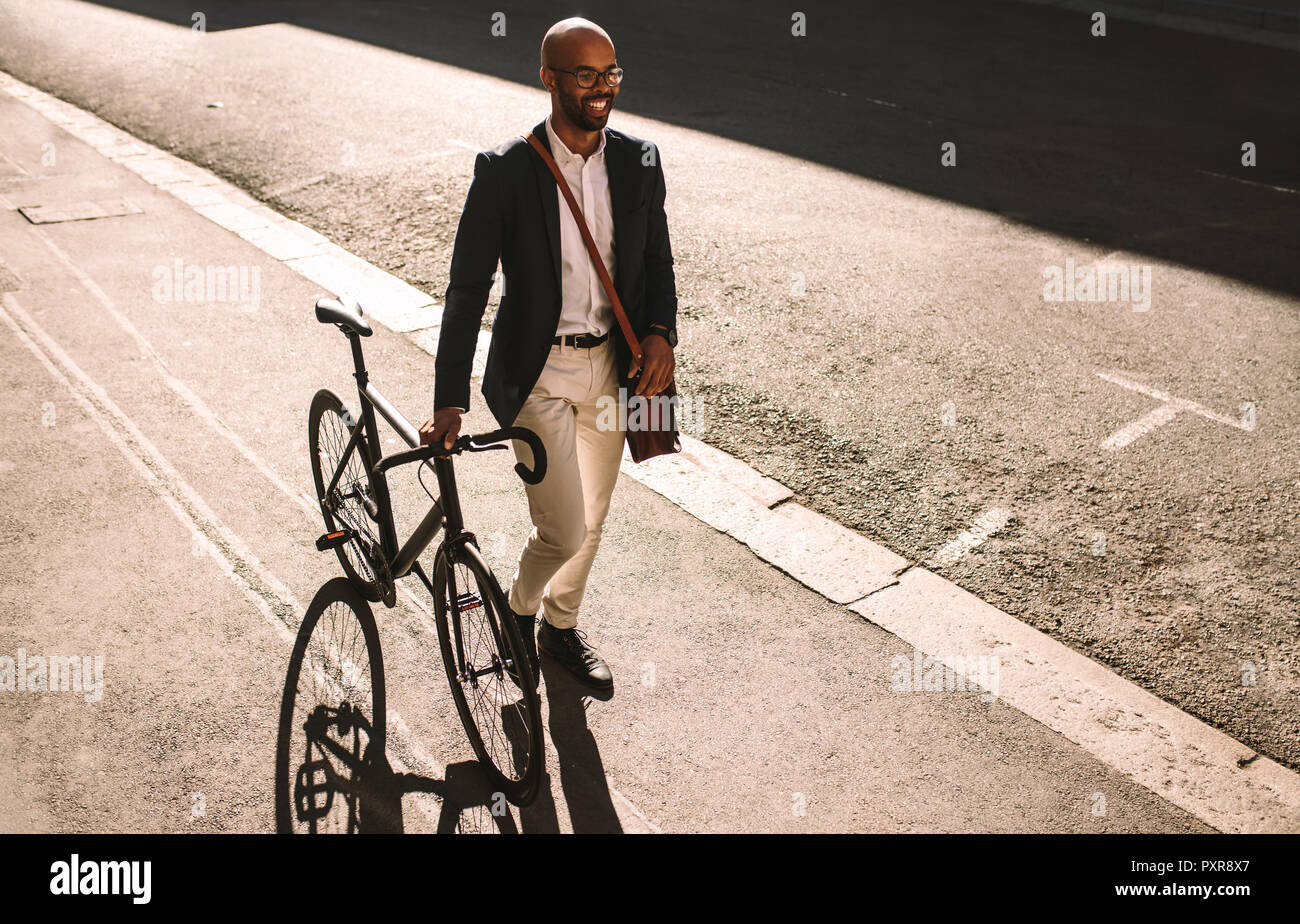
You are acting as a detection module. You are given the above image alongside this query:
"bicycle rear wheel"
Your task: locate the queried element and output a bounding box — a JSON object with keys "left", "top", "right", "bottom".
{"left": 431, "top": 541, "right": 543, "bottom": 806}
{"left": 309, "top": 389, "right": 382, "bottom": 602}
{"left": 275, "top": 577, "right": 386, "bottom": 833}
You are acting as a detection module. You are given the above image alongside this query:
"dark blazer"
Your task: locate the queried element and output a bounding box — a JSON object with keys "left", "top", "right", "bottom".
{"left": 434, "top": 118, "right": 678, "bottom": 429}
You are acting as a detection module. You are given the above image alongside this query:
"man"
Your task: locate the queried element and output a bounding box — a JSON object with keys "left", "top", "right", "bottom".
{"left": 420, "top": 18, "right": 679, "bottom": 691}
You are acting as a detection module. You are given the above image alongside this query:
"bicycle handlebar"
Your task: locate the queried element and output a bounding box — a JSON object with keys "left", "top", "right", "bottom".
{"left": 372, "top": 426, "right": 547, "bottom": 485}
{"left": 470, "top": 427, "right": 548, "bottom": 484}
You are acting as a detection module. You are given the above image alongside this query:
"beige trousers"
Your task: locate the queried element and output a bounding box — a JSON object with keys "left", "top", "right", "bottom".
{"left": 506, "top": 337, "right": 625, "bottom": 630}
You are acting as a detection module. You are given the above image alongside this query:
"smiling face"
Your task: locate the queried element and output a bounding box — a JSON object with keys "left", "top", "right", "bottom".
{"left": 541, "top": 23, "right": 619, "bottom": 134}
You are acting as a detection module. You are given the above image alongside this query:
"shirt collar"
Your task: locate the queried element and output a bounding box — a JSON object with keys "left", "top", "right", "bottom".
{"left": 545, "top": 114, "right": 605, "bottom": 164}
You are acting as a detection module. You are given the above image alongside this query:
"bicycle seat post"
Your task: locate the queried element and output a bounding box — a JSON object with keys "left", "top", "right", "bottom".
{"left": 346, "top": 329, "right": 401, "bottom": 576}
{"left": 349, "top": 332, "right": 369, "bottom": 389}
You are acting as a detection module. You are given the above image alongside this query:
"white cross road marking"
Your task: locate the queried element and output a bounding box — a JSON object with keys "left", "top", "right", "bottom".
{"left": 1100, "top": 401, "right": 1188, "bottom": 451}
{"left": 1096, "top": 372, "right": 1253, "bottom": 451}
{"left": 930, "top": 508, "right": 1012, "bottom": 567}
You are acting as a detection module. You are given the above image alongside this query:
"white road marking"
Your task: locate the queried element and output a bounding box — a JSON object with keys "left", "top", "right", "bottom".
{"left": 0, "top": 291, "right": 451, "bottom": 830}
{"left": 1099, "top": 401, "right": 1187, "bottom": 451}
{"left": 1196, "top": 169, "right": 1300, "bottom": 197}
{"left": 0, "top": 196, "right": 451, "bottom": 631}
{"left": 930, "top": 508, "right": 1012, "bottom": 567}
{"left": 0, "top": 196, "right": 319, "bottom": 521}
{"left": 1097, "top": 371, "right": 1253, "bottom": 450}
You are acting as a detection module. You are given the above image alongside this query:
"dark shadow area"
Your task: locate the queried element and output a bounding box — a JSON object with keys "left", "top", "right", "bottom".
{"left": 534, "top": 653, "right": 623, "bottom": 834}
{"left": 358, "top": 756, "right": 522, "bottom": 834}
{"left": 274, "top": 579, "right": 627, "bottom": 833}
{"left": 274, "top": 645, "right": 631, "bottom": 833}
{"left": 83, "top": 0, "right": 1300, "bottom": 294}
{"left": 275, "top": 641, "right": 528, "bottom": 834}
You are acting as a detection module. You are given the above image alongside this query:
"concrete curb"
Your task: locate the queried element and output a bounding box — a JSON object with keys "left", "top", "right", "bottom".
{"left": 852, "top": 570, "right": 1300, "bottom": 833}
{"left": 0, "top": 72, "right": 440, "bottom": 334}
{"left": 6, "top": 68, "right": 1297, "bottom": 832}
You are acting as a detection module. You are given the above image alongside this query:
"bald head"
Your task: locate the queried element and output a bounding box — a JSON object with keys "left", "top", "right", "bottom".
{"left": 539, "top": 17, "right": 619, "bottom": 143}
{"left": 540, "top": 17, "right": 614, "bottom": 70}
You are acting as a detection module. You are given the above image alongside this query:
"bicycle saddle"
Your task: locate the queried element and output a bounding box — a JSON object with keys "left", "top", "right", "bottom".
{"left": 315, "top": 295, "right": 372, "bottom": 337}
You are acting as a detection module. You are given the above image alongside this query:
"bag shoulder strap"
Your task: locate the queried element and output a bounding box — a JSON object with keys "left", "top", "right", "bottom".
{"left": 523, "top": 131, "right": 641, "bottom": 363}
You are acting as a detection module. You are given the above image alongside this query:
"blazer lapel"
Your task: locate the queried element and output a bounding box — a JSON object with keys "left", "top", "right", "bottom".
{"left": 528, "top": 119, "right": 564, "bottom": 299}
{"left": 605, "top": 129, "right": 629, "bottom": 297}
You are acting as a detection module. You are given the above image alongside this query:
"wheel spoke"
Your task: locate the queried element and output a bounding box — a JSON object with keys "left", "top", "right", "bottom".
{"left": 441, "top": 554, "right": 538, "bottom": 793}
{"left": 313, "top": 401, "right": 380, "bottom": 588}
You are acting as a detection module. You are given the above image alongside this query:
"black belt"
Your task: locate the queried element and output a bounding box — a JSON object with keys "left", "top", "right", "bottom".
{"left": 552, "top": 331, "right": 609, "bottom": 348}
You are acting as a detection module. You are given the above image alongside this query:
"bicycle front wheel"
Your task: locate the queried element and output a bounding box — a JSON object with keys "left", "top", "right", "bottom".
{"left": 275, "top": 577, "right": 387, "bottom": 833}
{"left": 432, "top": 541, "right": 544, "bottom": 806}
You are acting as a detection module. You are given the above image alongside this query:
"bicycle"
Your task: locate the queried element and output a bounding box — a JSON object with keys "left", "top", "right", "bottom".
{"left": 275, "top": 295, "right": 549, "bottom": 829}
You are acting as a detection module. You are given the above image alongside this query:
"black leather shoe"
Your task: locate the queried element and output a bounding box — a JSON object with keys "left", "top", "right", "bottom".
{"left": 537, "top": 621, "right": 613, "bottom": 690}
{"left": 506, "top": 608, "right": 539, "bottom": 691}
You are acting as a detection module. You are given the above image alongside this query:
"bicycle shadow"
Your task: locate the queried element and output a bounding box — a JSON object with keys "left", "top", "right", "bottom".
{"left": 357, "top": 755, "right": 522, "bottom": 835}
{"left": 275, "top": 665, "right": 626, "bottom": 833}
{"left": 276, "top": 695, "right": 526, "bottom": 833}
{"left": 274, "top": 600, "right": 526, "bottom": 834}
{"left": 275, "top": 582, "right": 626, "bottom": 833}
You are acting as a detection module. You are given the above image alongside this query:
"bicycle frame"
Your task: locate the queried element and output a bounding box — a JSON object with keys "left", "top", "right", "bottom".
{"left": 308, "top": 309, "right": 547, "bottom": 805}
{"left": 330, "top": 335, "right": 526, "bottom": 704}
{"left": 329, "top": 330, "right": 469, "bottom": 590}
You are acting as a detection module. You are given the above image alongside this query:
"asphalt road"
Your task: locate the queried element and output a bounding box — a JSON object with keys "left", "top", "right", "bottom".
{"left": 0, "top": 90, "right": 1213, "bottom": 832}
{"left": 0, "top": 0, "right": 1295, "bottom": 790}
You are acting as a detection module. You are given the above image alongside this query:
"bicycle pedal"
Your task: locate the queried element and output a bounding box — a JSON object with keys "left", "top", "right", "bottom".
{"left": 455, "top": 590, "right": 483, "bottom": 611}
{"left": 294, "top": 759, "right": 335, "bottom": 822}
{"left": 316, "top": 528, "right": 353, "bottom": 551}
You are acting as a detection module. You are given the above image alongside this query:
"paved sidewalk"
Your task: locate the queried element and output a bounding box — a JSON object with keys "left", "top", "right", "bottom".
{"left": 0, "top": 77, "right": 1279, "bottom": 833}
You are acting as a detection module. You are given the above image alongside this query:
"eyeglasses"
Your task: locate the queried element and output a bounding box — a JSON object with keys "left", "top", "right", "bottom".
{"left": 550, "top": 66, "right": 624, "bottom": 89}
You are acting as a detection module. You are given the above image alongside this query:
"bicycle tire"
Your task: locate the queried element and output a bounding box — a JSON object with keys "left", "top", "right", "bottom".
{"left": 309, "top": 389, "right": 383, "bottom": 602}
{"left": 432, "top": 541, "right": 544, "bottom": 806}
{"left": 275, "top": 577, "right": 387, "bottom": 833}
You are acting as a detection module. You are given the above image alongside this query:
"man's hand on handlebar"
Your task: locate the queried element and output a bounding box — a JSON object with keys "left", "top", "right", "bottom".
{"left": 419, "top": 407, "right": 463, "bottom": 450}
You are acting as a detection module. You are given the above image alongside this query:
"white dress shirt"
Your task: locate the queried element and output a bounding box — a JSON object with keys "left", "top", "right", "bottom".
{"left": 446, "top": 120, "right": 618, "bottom": 414}
{"left": 545, "top": 114, "right": 616, "bottom": 337}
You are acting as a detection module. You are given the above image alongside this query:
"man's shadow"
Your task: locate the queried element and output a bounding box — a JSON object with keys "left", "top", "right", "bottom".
{"left": 521, "top": 653, "right": 624, "bottom": 834}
